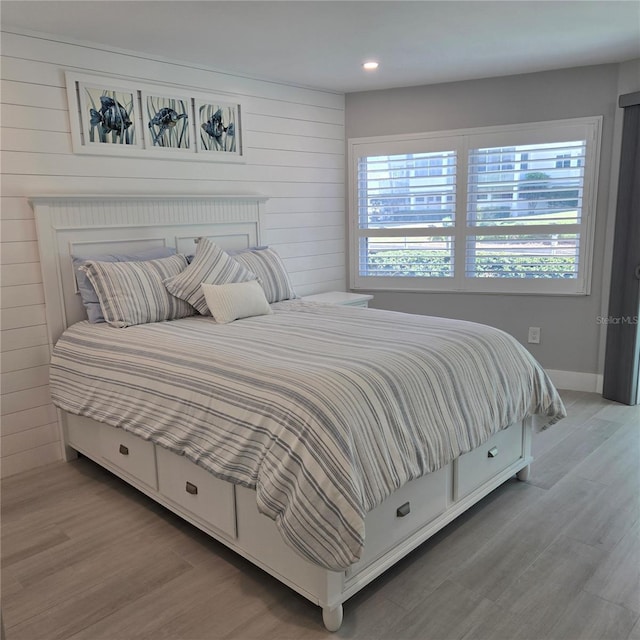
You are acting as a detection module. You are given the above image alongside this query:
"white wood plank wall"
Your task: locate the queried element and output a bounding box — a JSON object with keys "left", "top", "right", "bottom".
{"left": 0, "top": 29, "right": 346, "bottom": 477}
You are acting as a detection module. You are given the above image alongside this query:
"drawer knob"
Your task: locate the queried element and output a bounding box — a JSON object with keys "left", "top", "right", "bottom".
{"left": 396, "top": 502, "right": 411, "bottom": 518}
{"left": 185, "top": 481, "right": 198, "bottom": 495}
{"left": 488, "top": 446, "right": 499, "bottom": 458}
{"left": 118, "top": 444, "right": 129, "bottom": 456}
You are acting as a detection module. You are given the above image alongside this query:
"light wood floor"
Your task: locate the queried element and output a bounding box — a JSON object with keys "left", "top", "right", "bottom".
{"left": 2, "top": 391, "right": 639, "bottom": 640}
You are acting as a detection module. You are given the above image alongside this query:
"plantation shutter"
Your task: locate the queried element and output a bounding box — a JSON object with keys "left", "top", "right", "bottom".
{"left": 465, "top": 139, "right": 586, "bottom": 282}
{"left": 357, "top": 150, "right": 457, "bottom": 279}
{"left": 349, "top": 117, "right": 601, "bottom": 294}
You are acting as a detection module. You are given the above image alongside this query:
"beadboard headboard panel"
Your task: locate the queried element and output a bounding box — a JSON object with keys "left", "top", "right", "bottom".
{"left": 32, "top": 194, "right": 267, "bottom": 346}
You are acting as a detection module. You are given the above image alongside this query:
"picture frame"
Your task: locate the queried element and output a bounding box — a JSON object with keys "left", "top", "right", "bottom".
{"left": 142, "top": 92, "right": 192, "bottom": 152}
{"left": 196, "top": 100, "right": 242, "bottom": 157}
{"left": 65, "top": 72, "right": 246, "bottom": 163}
{"left": 78, "top": 82, "right": 141, "bottom": 150}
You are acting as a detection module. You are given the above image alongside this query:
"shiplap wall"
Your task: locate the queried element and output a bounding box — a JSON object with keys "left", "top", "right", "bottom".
{"left": 0, "top": 29, "right": 346, "bottom": 477}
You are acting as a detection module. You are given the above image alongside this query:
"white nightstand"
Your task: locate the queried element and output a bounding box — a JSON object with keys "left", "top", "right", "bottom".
{"left": 301, "top": 291, "right": 374, "bottom": 308}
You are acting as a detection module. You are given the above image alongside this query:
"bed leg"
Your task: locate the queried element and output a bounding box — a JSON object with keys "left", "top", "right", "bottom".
{"left": 516, "top": 464, "right": 530, "bottom": 482}
{"left": 322, "top": 604, "right": 343, "bottom": 632}
{"left": 63, "top": 444, "right": 78, "bottom": 462}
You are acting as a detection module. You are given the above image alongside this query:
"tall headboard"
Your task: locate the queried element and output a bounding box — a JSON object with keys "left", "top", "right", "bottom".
{"left": 32, "top": 194, "right": 268, "bottom": 347}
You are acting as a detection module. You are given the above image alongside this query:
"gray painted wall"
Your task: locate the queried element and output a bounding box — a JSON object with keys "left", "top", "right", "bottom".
{"left": 345, "top": 64, "right": 625, "bottom": 375}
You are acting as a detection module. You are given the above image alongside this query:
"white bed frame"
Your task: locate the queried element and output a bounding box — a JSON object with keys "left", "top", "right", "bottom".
{"left": 33, "top": 195, "right": 533, "bottom": 632}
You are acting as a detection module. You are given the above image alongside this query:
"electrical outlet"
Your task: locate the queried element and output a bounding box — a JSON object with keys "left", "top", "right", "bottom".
{"left": 528, "top": 326, "right": 541, "bottom": 344}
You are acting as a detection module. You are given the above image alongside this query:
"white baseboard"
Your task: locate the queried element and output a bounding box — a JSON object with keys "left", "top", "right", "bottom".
{"left": 546, "top": 369, "right": 603, "bottom": 394}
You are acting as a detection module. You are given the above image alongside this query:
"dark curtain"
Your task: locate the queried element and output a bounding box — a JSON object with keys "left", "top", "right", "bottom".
{"left": 603, "top": 93, "right": 640, "bottom": 405}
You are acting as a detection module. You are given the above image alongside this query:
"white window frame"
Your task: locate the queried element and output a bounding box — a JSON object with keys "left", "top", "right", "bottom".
{"left": 348, "top": 116, "right": 602, "bottom": 296}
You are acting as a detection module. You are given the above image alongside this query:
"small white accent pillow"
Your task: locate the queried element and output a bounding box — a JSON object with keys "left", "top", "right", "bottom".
{"left": 201, "top": 280, "right": 272, "bottom": 324}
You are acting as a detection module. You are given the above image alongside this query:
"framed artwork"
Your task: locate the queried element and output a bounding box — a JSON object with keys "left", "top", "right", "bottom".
{"left": 66, "top": 72, "right": 245, "bottom": 162}
{"left": 197, "top": 101, "right": 242, "bottom": 156}
{"left": 142, "top": 93, "right": 191, "bottom": 151}
{"left": 78, "top": 83, "right": 140, "bottom": 149}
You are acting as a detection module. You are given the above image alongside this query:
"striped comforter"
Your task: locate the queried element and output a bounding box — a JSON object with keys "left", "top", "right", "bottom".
{"left": 50, "top": 302, "right": 566, "bottom": 570}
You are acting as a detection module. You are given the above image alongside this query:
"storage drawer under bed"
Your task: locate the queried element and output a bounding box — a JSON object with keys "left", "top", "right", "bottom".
{"left": 455, "top": 421, "right": 524, "bottom": 500}
{"left": 99, "top": 425, "right": 158, "bottom": 490}
{"left": 346, "top": 463, "right": 450, "bottom": 578}
{"left": 156, "top": 446, "right": 237, "bottom": 539}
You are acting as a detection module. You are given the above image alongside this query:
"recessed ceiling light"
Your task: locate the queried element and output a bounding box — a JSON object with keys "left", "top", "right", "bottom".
{"left": 363, "top": 61, "right": 379, "bottom": 71}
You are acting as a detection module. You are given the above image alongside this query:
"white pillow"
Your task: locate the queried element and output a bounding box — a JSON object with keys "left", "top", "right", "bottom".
{"left": 201, "top": 280, "right": 272, "bottom": 324}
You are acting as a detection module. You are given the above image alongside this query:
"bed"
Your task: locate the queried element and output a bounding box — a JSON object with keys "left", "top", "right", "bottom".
{"left": 33, "top": 194, "right": 566, "bottom": 632}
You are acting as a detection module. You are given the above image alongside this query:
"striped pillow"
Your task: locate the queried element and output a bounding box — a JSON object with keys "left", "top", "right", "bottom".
{"left": 81, "top": 254, "right": 194, "bottom": 328}
{"left": 231, "top": 247, "right": 296, "bottom": 303}
{"left": 163, "top": 238, "right": 257, "bottom": 315}
{"left": 73, "top": 247, "right": 178, "bottom": 324}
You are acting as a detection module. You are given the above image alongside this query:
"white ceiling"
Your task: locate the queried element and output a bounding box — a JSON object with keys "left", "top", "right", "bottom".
{"left": 2, "top": 0, "right": 639, "bottom": 93}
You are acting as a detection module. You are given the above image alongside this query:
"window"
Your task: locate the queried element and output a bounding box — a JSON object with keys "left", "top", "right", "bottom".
{"left": 348, "top": 117, "right": 601, "bottom": 295}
